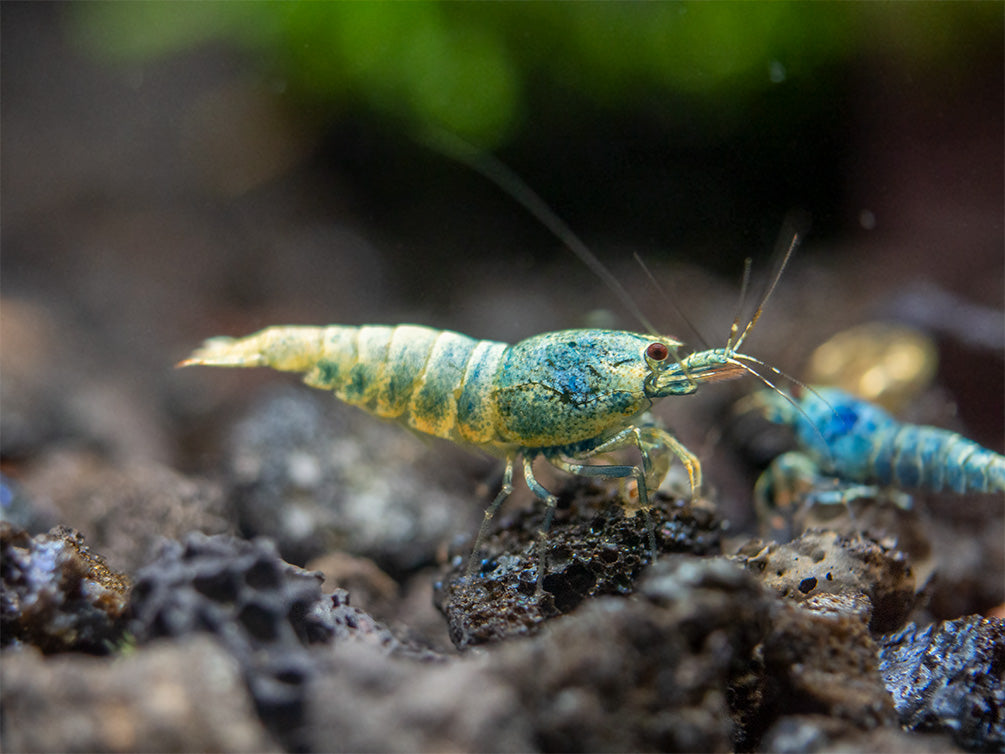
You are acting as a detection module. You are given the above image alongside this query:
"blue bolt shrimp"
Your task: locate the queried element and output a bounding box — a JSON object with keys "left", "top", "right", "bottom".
{"left": 182, "top": 135, "right": 799, "bottom": 585}
{"left": 181, "top": 252, "right": 793, "bottom": 586}
{"left": 750, "top": 386, "right": 1005, "bottom": 530}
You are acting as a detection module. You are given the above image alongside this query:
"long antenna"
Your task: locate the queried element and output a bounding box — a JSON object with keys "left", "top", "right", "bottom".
{"left": 418, "top": 127, "right": 657, "bottom": 334}
{"left": 633, "top": 251, "right": 710, "bottom": 349}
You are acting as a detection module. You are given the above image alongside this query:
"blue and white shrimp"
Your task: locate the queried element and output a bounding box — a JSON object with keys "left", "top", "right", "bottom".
{"left": 181, "top": 313, "right": 778, "bottom": 583}
{"left": 754, "top": 385, "right": 1005, "bottom": 495}
{"left": 748, "top": 385, "right": 1004, "bottom": 540}
{"left": 183, "top": 140, "right": 798, "bottom": 584}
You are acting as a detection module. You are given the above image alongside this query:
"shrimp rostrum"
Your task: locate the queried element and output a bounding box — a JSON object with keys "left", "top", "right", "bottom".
{"left": 182, "top": 299, "right": 780, "bottom": 583}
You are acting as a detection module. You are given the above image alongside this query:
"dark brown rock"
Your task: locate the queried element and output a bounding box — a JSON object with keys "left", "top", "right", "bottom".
{"left": 757, "top": 602, "right": 898, "bottom": 729}
{"left": 495, "top": 556, "right": 773, "bottom": 752}
{"left": 304, "top": 643, "right": 529, "bottom": 753}
{"left": 435, "top": 483, "right": 724, "bottom": 648}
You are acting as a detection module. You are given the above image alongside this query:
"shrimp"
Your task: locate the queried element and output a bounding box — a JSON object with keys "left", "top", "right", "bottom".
{"left": 182, "top": 135, "right": 798, "bottom": 585}
{"left": 752, "top": 385, "right": 1005, "bottom": 496}
{"left": 181, "top": 294, "right": 787, "bottom": 585}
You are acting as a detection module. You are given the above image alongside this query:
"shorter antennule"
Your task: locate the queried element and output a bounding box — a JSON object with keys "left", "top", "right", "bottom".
{"left": 727, "top": 258, "right": 754, "bottom": 352}
{"left": 731, "top": 232, "right": 800, "bottom": 353}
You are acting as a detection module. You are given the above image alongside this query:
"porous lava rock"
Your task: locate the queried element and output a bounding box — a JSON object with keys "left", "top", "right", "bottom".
{"left": 128, "top": 532, "right": 409, "bottom": 750}
{"left": 732, "top": 529, "right": 917, "bottom": 633}
{"left": 435, "top": 484, "right": 724, "bottom": 648}
{"left": 0, "top": 522, "right": 129, "bottom": 653}
{"left": 880, "top": 616, "right": 1005, "bottom": 751}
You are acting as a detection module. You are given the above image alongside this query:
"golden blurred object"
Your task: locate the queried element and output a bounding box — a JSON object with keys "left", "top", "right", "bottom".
{"left": 806, "top": 322, "right": 937, "bottom": 413}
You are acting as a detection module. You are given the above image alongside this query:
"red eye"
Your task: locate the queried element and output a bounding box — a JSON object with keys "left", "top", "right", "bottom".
{"left": 646, "top": 342, "right": 669, "bottom": 361}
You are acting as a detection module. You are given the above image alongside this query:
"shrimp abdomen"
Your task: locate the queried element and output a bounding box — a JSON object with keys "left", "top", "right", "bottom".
{"left": 899, "top": 425, "right": 1005, "bottom": 493}
{"left": 182, "top": 324, "right": 509, "bottom": 447}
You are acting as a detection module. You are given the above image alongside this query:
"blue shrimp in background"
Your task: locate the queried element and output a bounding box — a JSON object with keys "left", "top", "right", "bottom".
{"left": 750, "top": 385, "right": 1005, "bottom": 539}
{"left": 756, "top": 386, "right": 1005, "bottom": 494}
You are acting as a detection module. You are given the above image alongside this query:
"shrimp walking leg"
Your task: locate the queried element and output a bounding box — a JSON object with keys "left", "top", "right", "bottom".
{"left": 464, "top": 455, "right": 515, "bottom": 579}
{"left": 522, "top": 455, "right": 559, "bottom": 592}
{"left": 635, "top": 426, "right": 703, "bottom": 497}
{"left": 547, "top": 422, "right": 703, "bottom": 559}
{"left": 755, "top": 449, "right": 915, "bottom": 540}
{"left": 572, "top": 424, "right": 703, "bottom": 497}
{"left": 548, "top": 453, "right": 658, "bottom": 557}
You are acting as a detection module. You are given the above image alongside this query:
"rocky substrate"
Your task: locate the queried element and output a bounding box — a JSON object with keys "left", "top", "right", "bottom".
{"left": 2, "top": 450, "right": 1002, "bottom": 753}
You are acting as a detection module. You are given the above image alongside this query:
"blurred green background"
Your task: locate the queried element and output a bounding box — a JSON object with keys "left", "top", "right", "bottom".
{"left": 67, "top": 2, "right": 994, "bottom": 147}
{"left": 58, "top": 1, "right": 1003, "bottom": 261}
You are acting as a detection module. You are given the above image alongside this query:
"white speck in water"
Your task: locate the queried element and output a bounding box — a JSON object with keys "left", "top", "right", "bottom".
{"left": 859, "top": 209, "right": 877, "bottom": 230}
{"left": 769, "top": 61, "right": 787, "bottom": 84}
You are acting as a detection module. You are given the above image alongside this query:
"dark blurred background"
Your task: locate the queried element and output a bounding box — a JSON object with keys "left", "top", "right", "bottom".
{"left": 3, "top": 1, "right": 1002, "bottom": 476}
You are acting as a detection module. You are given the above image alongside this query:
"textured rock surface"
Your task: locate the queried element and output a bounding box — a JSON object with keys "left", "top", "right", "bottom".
{"left": 128, "top": 532, "right": 414, "bottom": 750}
{"left": 435, "top": 484, "right": 723, "bottom": 648}
{"left": 1, "top": 638, "right": 277, "bottom": 752}
{"left": 224, "top": 387, "right": 482, "bottom": 570}
{"left": 732, "top": 529, "right": 918, "bottom": 633}
{"left": 755, "top": 602, "right": 898, "bottom": 728}
{"left": 879, "top": 616, "right": 1005, "bottom": 752}
{"left": 0, "top": 522, "right": 129, "bottom": 653}
{"left": 18, "top": 450, "right": 232, "bottom": 573}
{"left": 494, "top": 556, "right": 773, "bottom": 752}
{"left": 304, "top": 642, "right": 531, "bottom": 753}
{"left": 306, "top": 556, "right": 775, "bottom": 753}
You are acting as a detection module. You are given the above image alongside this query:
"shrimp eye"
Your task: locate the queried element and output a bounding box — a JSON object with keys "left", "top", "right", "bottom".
{"left": 646, "top": 342, "right": 669, "bottom": 361}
